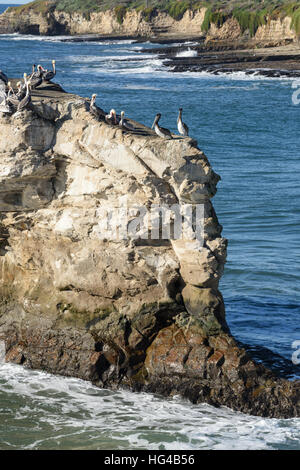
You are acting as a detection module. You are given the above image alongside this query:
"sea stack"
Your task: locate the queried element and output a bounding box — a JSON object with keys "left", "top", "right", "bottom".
{"left": 0, "top": 83, "right": 299, "bottom": 418}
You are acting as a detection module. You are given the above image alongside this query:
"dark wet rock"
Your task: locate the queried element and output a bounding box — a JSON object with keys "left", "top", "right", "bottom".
{"left": 140, "top": 41, "right": 300, "bottom": 78}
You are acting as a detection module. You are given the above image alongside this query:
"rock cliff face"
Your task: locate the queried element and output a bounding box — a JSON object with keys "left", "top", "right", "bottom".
{"left": 0, "top": 84, "right": 299, "bottom": 418}
{"left": 0, "top": 8, "right": 207, "bottom": 36}
{"left": 0, "top": 6, "right": 297, "bottom": 45}
{"left": 206, "top": 15, "right": 296, "bottom": 44}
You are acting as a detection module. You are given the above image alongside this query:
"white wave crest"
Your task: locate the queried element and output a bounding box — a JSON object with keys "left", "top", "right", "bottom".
{"left": 0, "top": 34, "right": 135, "bottom": 45}
{"left": 65, "top": 54, "right": 156, "bottom": 64}
{"left": 172, "top": 69, "right": 297, "bottom": 82}
{"left": 175, "top": 48, "right": 198, "bottom": 58}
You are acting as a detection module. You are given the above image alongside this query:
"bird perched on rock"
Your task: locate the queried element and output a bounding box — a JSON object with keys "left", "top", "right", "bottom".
{"left": 29, "top": 65, "right": 43, "bottom": 89}
{"left": 29, "top": 64, "right": 36, "bottom": 79}
{"left": 89, "top": 94, "right": 105, "bottom": 120}
{"left": 119, "top": 111, "right": 134, "bottom": 131}
{"left": 7, "top": 82, "right": 21, "bottom": 108}
{"left": 0, "top": 87, "right": 11, "bottom": 114}
{"left": 177, "top": 107, "right": 189, "bottom": 136}
{"left": 16, "top": 81, "right": 26, "bottom": 100}
{"left": 105, "top": 109, "right": 118, "bottom": 125}
{"left": 17, "top": 75, "right": 31, "bottom": 112}
{"left": 41, "top": 60, "right": 56, "bottom": 81}
{"left": 152, "top": 113, "right": 173, "bottom": 139}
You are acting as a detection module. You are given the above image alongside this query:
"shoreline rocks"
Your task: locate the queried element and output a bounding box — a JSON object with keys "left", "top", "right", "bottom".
{"left": 140, "top": 42, "right": 300, "bottom": 78}
{"left": 0, "top": 83, "right": 299, "bottom": 418}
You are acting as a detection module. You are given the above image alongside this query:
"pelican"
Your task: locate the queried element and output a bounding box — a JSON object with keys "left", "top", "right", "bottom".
{"left": 105, "top": 109, "right": 118, "bottom": 125}
{"left": 17, "top": 76, "right": 31, "bottom": 112}
{"left": 90, "top": 94, "right": 104, "bottom": 120}
{"left": 119, "top": 111, "right": 134, "bottom": 131}
{"left": 16, "top": 81, "right": 26, "bottom": 100}
{"left": 29, "top": 65, "right": 43, "bottom": 89}
{"left": 42, "top": 60, "right": 56, "bottom": 81}
{"left": 7, "top": 81, "right": 21, "bottom": 108}
{"left": 7, "top": 81, "right": 15, "bottom": 94}
{"left": 29, "top": 64, "right": 36, "bottom": 79}
{"left": 0, "top": 70, "right": 8, "bottom": 85}
{"left": 177, "top": 107, "right": 189, "bottom": 136}
{"left": 151, "top": 113, "right": 173, "bottom": 139}
{"left": 0, "top": 88, "right": 11, "bottom": 114}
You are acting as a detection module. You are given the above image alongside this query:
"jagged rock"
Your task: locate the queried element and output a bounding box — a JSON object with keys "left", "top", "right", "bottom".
{"left": 0, "top": 82, "right": 299, "bottom": 418}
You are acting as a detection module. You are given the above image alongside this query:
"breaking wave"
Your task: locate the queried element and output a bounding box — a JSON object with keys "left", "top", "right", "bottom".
{"left": 0, "top": 33, "right": 136, "bottom": 45}
{"left": 0, "top": 364, "right": 299, "bottom": 450}
{"left": 175, "top": 48, "right": 198, "bottom": 58}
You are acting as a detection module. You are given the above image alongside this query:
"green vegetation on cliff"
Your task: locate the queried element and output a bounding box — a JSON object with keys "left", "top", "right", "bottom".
{"left": 6, "top": 0, "right": 300, "bottom": 36}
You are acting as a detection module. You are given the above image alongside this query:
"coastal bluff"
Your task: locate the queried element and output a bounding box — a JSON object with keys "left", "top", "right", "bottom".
{"left": 0, "top": 5, "right": 297, "bottom": 46}
{"left": 0, "top": 83, "right": 299, "bottom": 418}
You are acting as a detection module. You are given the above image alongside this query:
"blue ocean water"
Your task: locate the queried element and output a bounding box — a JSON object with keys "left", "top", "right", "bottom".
{"left": 0, "top": 4, "right": 299, "bottom": 450}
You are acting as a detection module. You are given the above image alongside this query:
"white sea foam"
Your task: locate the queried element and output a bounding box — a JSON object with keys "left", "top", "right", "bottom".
{"left": 67, "top": 55, "right": 296, "bottom": 82}
{"left": 165, "top": 41, "right": 199, "bottom": 48}
{"left": 175, "top": 48, "right": 198, "bottom": 58}
{"left": 65, "top": 54, "right": 156, "bottom": 63}
{"left": 72, "top": 58, "right": 165, "bottom": 76}
{"left": 0, "top": 34, "right": 135, "bottom": 45}
{"left": 0, "top": 33, "right": 72, "bottom": 42}
{"left": 123, "top": 84, "right": 162, "bottom": 91}
{"left": 170, "top": 69, "right": 297, "bottom": 82}
{"left": 0, "top": 363, "right": 299, "bottom": 450}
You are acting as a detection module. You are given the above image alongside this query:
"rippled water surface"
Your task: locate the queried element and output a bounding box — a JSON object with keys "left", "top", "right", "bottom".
{"left": 0, "top": 3, "right": 299, "bottom": 450}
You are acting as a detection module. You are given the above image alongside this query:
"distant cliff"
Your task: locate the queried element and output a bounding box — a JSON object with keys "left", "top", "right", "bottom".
{"left": 0, "top": 82, "right": 299, "bottom": 418}
{"left": 0, "top": 1, "right": 298, "bottom": 45}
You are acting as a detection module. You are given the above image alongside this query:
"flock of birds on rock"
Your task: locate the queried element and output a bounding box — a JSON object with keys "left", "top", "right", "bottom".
{"left": 90, "top": 94, "right": 189, "bottom": 139}
{"left": 0, "top": 60, "right": 189, "bottom": 138}
{"left": 0, "top": 61, "right": 56, "bottom": 115}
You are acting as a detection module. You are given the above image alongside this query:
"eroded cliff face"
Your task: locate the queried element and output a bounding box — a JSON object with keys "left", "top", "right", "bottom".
{"left": 0, "top": 8, "right": 207, "bottom": 36}
{"left": 0, "top": 7, "right": 297, "bottom": 45}
{"left": 0, "top": 84, "right": 299, "bottom": 418}
{"left": 206, "top": 15, "right": 297, "bottom": 44}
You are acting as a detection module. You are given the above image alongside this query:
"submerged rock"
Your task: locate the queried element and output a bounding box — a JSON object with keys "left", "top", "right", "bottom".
{"left": 0, "top": 83, "right": 298, "bottom": 418}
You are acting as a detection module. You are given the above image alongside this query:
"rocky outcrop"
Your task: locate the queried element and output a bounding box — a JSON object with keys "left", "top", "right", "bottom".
{"left": 0, "top": 83, "right": 299, "bottom": 418}
{"left": 206, "top": 15, "right": 297, "bottom": 44}
{"left": 0, "top": 6, "right": 297, "bottom": 45}
{"left": 0, "top": 8, "right": 67, "bottom": 35}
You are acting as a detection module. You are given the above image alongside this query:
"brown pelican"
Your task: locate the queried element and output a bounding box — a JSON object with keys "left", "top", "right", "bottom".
{"left": 0, "top": 87, "right": 11, "bottom": 114}
{"left": 90, "top": 94, "right": 104, "bottom": 120}
{"left": 17, "top": 75, "right": 29, "bottom": 100}
{"left": 29, "top": 65, "right": 43, "bottom": 89}
{"left": 7, "top": 81, "right": 21, "bottom": 108}
{"left": 119, "top": 111, "right": 134, "bottom": 131}
{"left": 105, "top": 109, "right": 118, "bottom": 125}
{"left": 42, "top": 60, "right": 56, "bottom": 81}
{"left": 0, "top": 70, "right": 8, "bottom": 85}
{"left": 177, "top": 107, "right": 189, "bottom": 136}
{"left": 151, "top": 113, "right": 173, "bottom": 139}
{"left": 29, "top": 64, "right": 36, "bottom": 79}
{"left": 16, "top": 81, "right": 26, "bottom": 100}
{"left": 17, "top": 76, "right": 31, "bottom": 112}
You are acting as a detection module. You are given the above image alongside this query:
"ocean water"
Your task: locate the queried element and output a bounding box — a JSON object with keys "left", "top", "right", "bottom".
{"left": 0, "top": 4, "right": 299, "bottom": 450}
